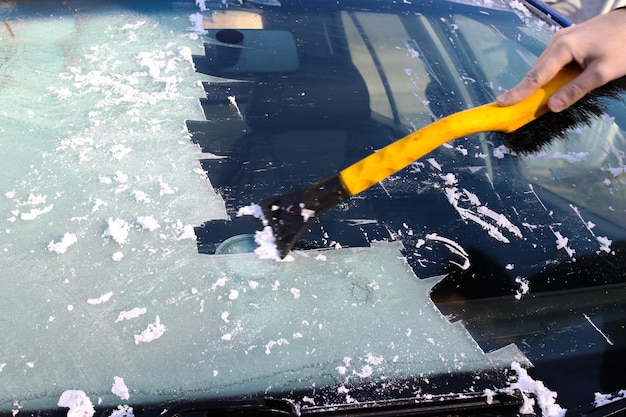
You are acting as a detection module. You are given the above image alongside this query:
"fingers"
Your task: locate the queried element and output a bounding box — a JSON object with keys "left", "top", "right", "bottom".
{"left": 498, "top": 8, "right": 626, "bottom": 112}
{"left": 495, "top": 68, "right": 548, "bottom": 106}
{"left": 496, "top": 37, "right": 574, "bottom": 107}
{"left": 548, "top": 64, "right": 609, "bottom": 112}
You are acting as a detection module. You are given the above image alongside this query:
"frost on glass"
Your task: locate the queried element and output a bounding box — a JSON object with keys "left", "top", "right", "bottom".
{"left": 0, "top": 7, "right": 223, "bottom": 411}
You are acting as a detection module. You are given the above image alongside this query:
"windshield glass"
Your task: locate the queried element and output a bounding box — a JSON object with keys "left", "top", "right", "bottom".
{"left": 2, "top": 0, "right": 626, "bottom": 415}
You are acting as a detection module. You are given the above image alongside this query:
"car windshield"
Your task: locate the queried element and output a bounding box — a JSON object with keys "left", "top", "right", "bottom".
{"left": 2, "top": 0, "right": 626, "bottom": 415}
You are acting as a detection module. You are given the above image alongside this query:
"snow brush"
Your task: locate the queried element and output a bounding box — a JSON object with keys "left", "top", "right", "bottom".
{"left": 247, "top": 64, "right": 626, "bottom": 258}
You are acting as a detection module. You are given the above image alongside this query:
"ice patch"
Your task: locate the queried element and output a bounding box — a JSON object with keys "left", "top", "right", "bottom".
{"left": 103, "top": 218, "right": 131, "bottom": 245}
{"left": 57, "top": 390, "right": 95, "bottom": 417}
{"left": 595, "top": 389, "right": 626, "bottom": 407}
{"left": 173, "top": 221, "right": 196, "bottom": 240}
{"left": 570, "top": 204, "right": 613, "bottom": 254}
{"left": 365, "top": 353, "right": 384, "bottom": 365}
{"left": 510, "top": 361, "right": 566, "bottom": 417}
{"left": 583, "top": 313, "right": 614, "bottom": 346}
{"left": 131, "top": 190, "right": 151, "bottom": 203}
{"left": 493, "top": 145, "right": 516, "bottom": 159}
{"left": 442, "top": 173, "right": 458, "bottom": 186}
{"left": 110, "top": 405, "right": 134, "bottom": 417}
{"left": 188, "top": 13, "right": 206, "bottom": 35}
{"left": 545, "top": 151, "right": 588, "bottom": 163}
{"left": 596, "top": 236, "right": 612, "bottom": 253}
{"left": 607, "top": 165, "right": 626, "bottom": 177}
{"left": 248, "top": 0, "right": 282, "bottom": 5}
{"left": 237, "top": 203, "right": 289, "bottom": 261}
{"left": 253, "top": 226, "right": 282, "bottom": 260}
{"left": 265, "top": 338, "right": 289, "bottom": 355}
{"left": 121, "top": 21, "right": 146, "bottom": 30}
{"left": 178, "top": 46, "right": 193, "bottom": 63}
{"left": 136, "top": 216, "right": 160, "bottom": 231}
{"left": 221, "top": 311, "right": 230, "bottom": 323}
{"left": 237, "top": 203, "right": 264, "bottom": 219}
{"left": 111, "top": 376, "right": 130, "bottom": 401}
{"left": 87, "top": 291, "right": 114, "bottom": 305}
{"left": 211, "top": 276, "right": 227, "bottom": 291}
{"left": 134, "top": 316, "right": 166, "bottom": 344}
{"left": 514, "top": 277, "right": 529, "bottom": 300}
{"left": 425, "top": 233, "right": 470, "bottom": 270}
{"left": 427, "top": 158, "right": 442, "bottom": 171}
{"left": 195, "top": 0, "right": 207, "bottom": 12}
{"left": 21, "top": 205, "right": 54, "bottom": 221}
{"left": 47, "top": 233, "right": 78, "bottom": 254}
{"left": 444, "top": 182, "right": 521, "bottom": 244}
{"left": 299, "top": 203, "right": 315, "bottom": 222}
{"left": 552, "top": 229, "right": 575, "bottom": 258}
{"left": 228, "top": 96, "right": 243, "bottom": 120}
{"left": 355, "top": 365, "right": 373, "bottom": 378}
{"left": 116, "top": 307, "right": 147, "bottom": 322}
{"left": 508, "top": 0, "right": 531, "bottom": 17}
{"left": 109, "top": 144, "right": 132, "bottom": 161}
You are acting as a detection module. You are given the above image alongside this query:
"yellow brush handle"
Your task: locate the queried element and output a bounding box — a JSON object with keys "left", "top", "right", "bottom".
{"left": 339, "top": 65, "right": 581, "bottom": 195}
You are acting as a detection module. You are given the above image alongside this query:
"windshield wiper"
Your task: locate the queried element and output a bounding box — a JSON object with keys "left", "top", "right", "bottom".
{"left": 164, "top": 391, "right": 523, "bottom": 417}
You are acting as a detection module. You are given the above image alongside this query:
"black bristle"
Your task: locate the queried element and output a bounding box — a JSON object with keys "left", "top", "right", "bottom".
{"left": 502, "top": 76, "right": 626, "bottom": 154}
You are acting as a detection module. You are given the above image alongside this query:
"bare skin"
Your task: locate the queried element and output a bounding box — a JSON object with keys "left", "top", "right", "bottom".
{"left": 496, "top": 8, "right": 626, "bottom": 112}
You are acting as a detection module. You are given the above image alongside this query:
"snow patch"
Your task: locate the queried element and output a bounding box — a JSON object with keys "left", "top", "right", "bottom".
{"left": 21, "top": 204, "right": 54, "bottom": 221}
{"left": 134, "top": 316, "right": 166, "bottom": 344}
{"left": 595, "top": 389, "right": 626, "bottom": 407}
{"left": 103, "top": 218, "right": 131, "bottom": 245}
{"left": 237, "top": 203, "right": 294, "bottom": 261}
{"left": 427, "top": 158, "right": 442, "bottom": 171}
{"left": 552, "top": 230, "right": 575, "bottom": 258}
{"left": 136, "top": 216, "right": 160, "bottom": 231}
{"left": 299, "top": 203, "right": 315, "bottom": 222}
{"left": 188, "top": 13, "right": 206, "bottom": 35}
{"left": 57, "top": 390, "right": 95, "bottom": 417}
{"left": 597, "top": 236, "right": 612, "bottom": 254}
{"left": 173, "top": 220, "right": 196, "bottom": 240}
{"left": 355, "top": 365, "right": 373, "bottom": 378}
{"left": 111, "top": 376, "right": 130, "bottom": 401}
{"left": 265, "top": 338, "right": 289, "bottom": 355}
{"left": 47, "top": 233, "right": 78, "bottom": 254}
{"left": 425, "top": 233, "right": 470, "bottom": 270}
{"left": 510, "top": 361, "right": 566, "bottom": 417}
{"left": 116, "top": 307, "right": 147, "bottom": 322}
{"left": 514, "top": 277, "right": 529, "bottom": 300}
{"left": 443, "top": 179, "right": 521, "bottom": 244}
{"left": 110, "top": 405, "right": 134, "bottom": 417}
{"left": 87, "top": 291, "right": 114, "bottom": 305}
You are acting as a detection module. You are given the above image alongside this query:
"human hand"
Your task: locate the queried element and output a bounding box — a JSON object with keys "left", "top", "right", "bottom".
{"left": 496, "top": 8, "right": 626, "bottom": 112}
